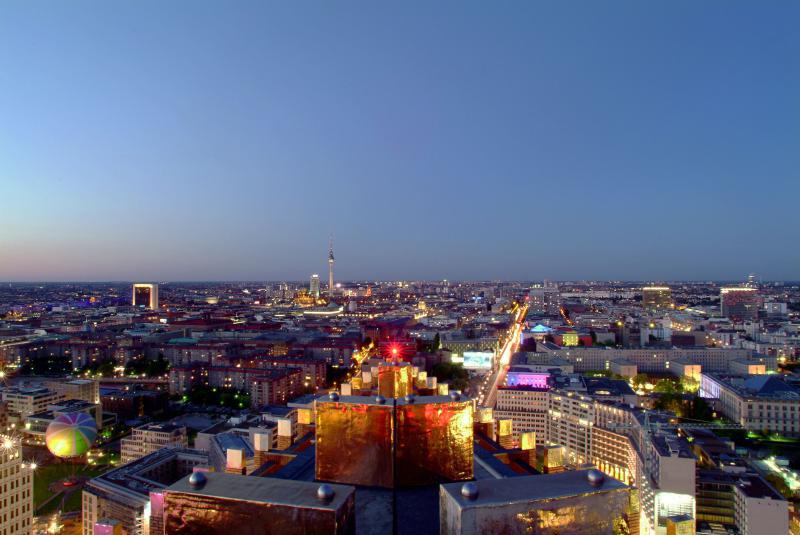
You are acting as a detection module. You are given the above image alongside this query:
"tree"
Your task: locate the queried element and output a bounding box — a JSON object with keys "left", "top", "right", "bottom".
{"left": 431, "top": 363, "right": 470, "bottom": 392}
{"left": 632, "top": 374, "right": 649, "bottom": 390}
{"left": 690, "top": 395, "right": 713, "bottom": 420}
{"left": 764, "top": 473, "right": 793, "bottom": 498}
{"left": 681, "top": 375, "right": 699, "bottom": 394}
{"left": 654, "top": 394, "right": 685, "bottom": 417}
{"left": 654, "top": 379, "right": 681, "bottom": 394}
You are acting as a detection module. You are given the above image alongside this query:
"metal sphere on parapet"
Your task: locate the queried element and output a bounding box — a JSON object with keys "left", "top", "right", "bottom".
{"left": 461, "top": 482, "right": 479, "bottom": 500}
{"left": 587, "top": 469, "right": 605, "bottom": 486}
{"left": 317, "top": 484, "right": 335, "bottom": 501}
{"left": 188, "top": 471, "right": 207, "bottom": 488}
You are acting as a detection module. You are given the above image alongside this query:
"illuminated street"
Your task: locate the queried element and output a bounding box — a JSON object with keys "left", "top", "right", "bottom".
{"left": 480, "top": 305, "right": 527, "bottom": 409}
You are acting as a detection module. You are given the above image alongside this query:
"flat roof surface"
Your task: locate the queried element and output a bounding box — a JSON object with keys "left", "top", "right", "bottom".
{"left": 137, "top": 422, "right": 184, "bottom": 432}
{"left": 315, "top": 394, "right": 460, "bottom": 406}
{"left": 167, "top": 471, "right": 354, "bottom": 511}
{"left": 440, "top": 469, "right": 627, "bottom": 508}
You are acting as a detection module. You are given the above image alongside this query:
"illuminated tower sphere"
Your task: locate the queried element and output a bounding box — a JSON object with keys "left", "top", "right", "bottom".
{"left": 45, "top": 412, "right": 97, "bottom": 458}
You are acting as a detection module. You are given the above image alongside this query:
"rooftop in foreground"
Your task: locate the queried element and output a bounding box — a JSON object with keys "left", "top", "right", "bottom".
{"left": 167, "top": 471, "right": 355, "bottom": 511}
{"left": 440, "top": 469, "right": 627, "bottom": 508}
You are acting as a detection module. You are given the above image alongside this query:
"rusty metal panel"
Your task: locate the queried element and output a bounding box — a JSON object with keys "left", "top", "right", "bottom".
{"left": 315, "top": 398, "right": 395, "bottom": 487}
{"left": 395, "top": 398, "right": 473, "bottom": 485}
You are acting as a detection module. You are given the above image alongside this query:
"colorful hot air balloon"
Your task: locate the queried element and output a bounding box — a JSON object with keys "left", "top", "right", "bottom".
{"left": 45, "top": 412, "right": 97, "bottom": 458}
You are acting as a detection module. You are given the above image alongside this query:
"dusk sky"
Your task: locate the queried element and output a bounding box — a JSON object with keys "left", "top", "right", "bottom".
{"left": 2, "top": 1, "right": 798, "bottom": 282}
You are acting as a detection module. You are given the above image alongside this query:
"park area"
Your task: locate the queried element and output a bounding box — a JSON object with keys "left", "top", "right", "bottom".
{"left": 33, "top": 462, "right": 108, "bottom": 516}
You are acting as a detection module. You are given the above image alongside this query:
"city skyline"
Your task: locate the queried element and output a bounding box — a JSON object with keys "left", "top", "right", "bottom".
{"left": 3, "top": 1, "right": 799, "bottom": 281}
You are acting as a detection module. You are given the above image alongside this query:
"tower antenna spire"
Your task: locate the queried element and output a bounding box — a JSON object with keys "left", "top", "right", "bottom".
{"left": 328, "top": 235, "right": 335, "bottom": 298}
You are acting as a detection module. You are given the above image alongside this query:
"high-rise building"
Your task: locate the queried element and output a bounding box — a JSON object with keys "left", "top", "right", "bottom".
{"left": 642, "top": 286, "right": 673, "bottom": 310}
{"left": 547, "top": 390, "right": 594, "bottom": 465}
{"left": 309, "top": 274, "right": 320, "bottom": 299}
{"left": 494, "top": 385, "right": 549, "bottom": 445}
{"left": 699, "top": 373, "right": 800, "bottom": 435}
{"left": 43, "top": 378, "right": 100, "bottom": 405}
{"left": 720, "top": 287, "right": 761, "bottom": 322}
{"left": 0, "top": 434, "right": 33, "bottom": 535}
{"left": 121, "top": 423, "right": 189, "bottom": 464}
{"left": 1, "top": 386, "right": 64, "bottom": 418}
{"left": 132, "top": 283, "right": 159, "bottom": 310}
{"left": 327, "top": 238, "right": 335, "bottom": 297}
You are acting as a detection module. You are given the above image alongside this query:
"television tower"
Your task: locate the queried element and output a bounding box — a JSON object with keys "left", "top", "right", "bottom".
{"left": 328, "top": 236, "right": 335, "bottom": 297}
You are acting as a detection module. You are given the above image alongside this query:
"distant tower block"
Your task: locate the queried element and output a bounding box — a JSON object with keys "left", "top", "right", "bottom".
{"left": 132, "top": 283, "right": 158, "bottom": 310}
{"left": 328, "top": 237, "right": 335, "bottom": 296}
{"left": 310, "top": 274, "right": 321, "bottom": 299}
{"left": 642, "top": 286, "right": 672, "bottom": 310}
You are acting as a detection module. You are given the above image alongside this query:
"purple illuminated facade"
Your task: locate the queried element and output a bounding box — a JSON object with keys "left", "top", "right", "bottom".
{"left": 506, "top": 372, "right": 551, "bottom": 389}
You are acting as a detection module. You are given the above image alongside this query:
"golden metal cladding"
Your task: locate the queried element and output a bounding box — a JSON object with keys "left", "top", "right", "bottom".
{"left": 477, "top": 407, "right": 494, "bottom": 424}
{"left": 315, "top": 398, "right": 395, "bottom": 487}
{"left": 508, "top": 489, "right": 632, "bottom": 534}
{"left": 395, "top": 398, "right": 474, "bottom": 486}
{"left": 315, "top": 395, "right": 475, "bottom": 488}
{"left": 162, "top": 491, "right": 355, "bottom": 535}
{"left": 377, "top": 364, "right": 413, "bottom": 398}
{"left": 538, "top": 445, "right": 564, "bottom": 472}
{"left": 666, "top": 515, "right": 694, "bottom": 535}
{"left": 497, "top": 419, "right": 513, "bottom": 437}
{"left": 520, "top": 432, "right": 536, "bottom": 451}
{"left": 297, "top": 408, "right": 312, "bottom": 425}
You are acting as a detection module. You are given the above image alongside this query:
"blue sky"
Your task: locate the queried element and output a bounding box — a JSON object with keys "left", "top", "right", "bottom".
{"left": 2, "top": 1, "right": 798, "bottom": 281}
